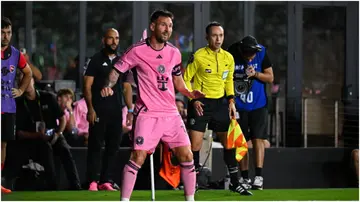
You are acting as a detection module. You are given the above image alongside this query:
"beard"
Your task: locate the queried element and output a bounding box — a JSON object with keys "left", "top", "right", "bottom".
{"left": 155, "top": 31, "right": 170, "bottom": 43}
{"left": 1, "top": 40, "right": 9, "bottom": 47}
{"left": 104, "top": 44, "right": 118, "bottom": 54}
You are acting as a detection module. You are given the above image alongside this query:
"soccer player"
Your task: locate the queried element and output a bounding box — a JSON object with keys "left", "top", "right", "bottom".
{"left": 101, "top": 10, "right": 205, "bottom": 201}
{"left": 1, "top": 17, "right": 32, "bottom": 194}
{"left": 183, "top": 22, "right": 252, "bottom": 195}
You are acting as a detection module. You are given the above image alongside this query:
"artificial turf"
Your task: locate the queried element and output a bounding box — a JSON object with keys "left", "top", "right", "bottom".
{"left": 1, "top": 188, "right": 359, "bottom": 201}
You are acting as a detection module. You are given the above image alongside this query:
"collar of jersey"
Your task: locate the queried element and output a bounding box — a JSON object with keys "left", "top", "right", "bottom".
{"left": 205, "top": 46, "right": 224, "bottom": 55}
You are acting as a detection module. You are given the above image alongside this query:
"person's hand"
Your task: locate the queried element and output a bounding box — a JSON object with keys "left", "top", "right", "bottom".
{"left": 246, "top": 66, "right": 256, "bottom": 78}
{"left": 189, "top": 90, "right": 205, "bottom": 99}
{"left": 87, "top": 108, "right": 97, "bottom": 125}
{"left": 65, "top": 100, "right": 73, "bottom": 111}
{"left": 126, "top": 112, "right": 133, "bottom": 126}
{"left": 193, "top": 101, "right": 204, "bottom": 116}
{"left": 229, "top": 101, "right": 237, "bottom": 119}
{"left": 180, "top": 109, "right": 187, "bottom": 118}
{"left": 11, "top": 88, "right": 23, "bottom": 98}
{"left": 101, "top": 87, "right": 114, "bottom": 97}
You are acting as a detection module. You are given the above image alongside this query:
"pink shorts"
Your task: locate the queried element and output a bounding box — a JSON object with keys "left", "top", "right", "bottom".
{"left": 132, "top": 114, "right": 190, "bottom": 153}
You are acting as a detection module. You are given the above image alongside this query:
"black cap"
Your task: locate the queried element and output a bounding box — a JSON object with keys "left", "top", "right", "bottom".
{"left": 240, "top": 35, "right": 262, "bottom": 53}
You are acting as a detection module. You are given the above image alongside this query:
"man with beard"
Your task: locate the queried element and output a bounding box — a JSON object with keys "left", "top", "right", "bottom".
{"left": 83, "top": 28, "right": 133, "bottom": 191}
{"left": 100, "top": 10, "right": 205, "bottom": 201}
{"left": 1, "top": 17, "right": 32, "bottom": 194}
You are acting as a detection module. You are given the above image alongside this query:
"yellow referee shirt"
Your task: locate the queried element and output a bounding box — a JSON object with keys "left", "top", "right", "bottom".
{"left": 184, "top": 46, "right": 235, "bottom": 99}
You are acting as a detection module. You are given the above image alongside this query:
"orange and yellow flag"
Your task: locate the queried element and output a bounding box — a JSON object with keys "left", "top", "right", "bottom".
{"left": 226, "top": 118, "right": 248, "bottom": 162}
{"left": 159, "top": 143, "right": 181, "bottom": 188}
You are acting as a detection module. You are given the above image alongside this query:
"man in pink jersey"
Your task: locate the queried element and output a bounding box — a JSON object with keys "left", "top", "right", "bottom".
{"left": 101, "top": 10, "right": 205, "bottom": 201}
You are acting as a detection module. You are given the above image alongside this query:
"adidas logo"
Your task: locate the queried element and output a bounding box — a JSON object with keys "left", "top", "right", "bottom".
{"left": 156, "top": 55, "right": 162, "bottom": 59}
{"left": 102, "top": 62, "right": 108, "bottom": 66}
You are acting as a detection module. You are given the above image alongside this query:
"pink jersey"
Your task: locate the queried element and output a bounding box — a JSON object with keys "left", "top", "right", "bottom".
{"left": 73, "top": 98, "right": 89, "bottom": 135}
{"left": 114, "top": 39, "right": 182, "bottom": 117}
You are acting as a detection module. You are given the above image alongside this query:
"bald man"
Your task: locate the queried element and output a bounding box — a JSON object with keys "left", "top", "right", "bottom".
{"left": 84, "top": 28, "right": 133, "bottom": 191}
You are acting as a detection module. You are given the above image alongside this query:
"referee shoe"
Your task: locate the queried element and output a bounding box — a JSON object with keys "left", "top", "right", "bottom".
{"left": 229, "top": 183, "right": 253, "bottom": 196}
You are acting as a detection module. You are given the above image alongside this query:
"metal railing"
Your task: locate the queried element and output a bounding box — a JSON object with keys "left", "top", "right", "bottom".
{"left": 271, "top": 96, "right": 358, "bottom": 148}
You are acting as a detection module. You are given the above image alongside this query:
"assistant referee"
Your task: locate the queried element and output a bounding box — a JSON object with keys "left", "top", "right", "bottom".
{"left": 184, "top": 21, "right": 252, "bottom": 196}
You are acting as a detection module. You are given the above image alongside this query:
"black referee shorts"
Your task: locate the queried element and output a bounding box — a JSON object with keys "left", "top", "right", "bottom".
{"left": 1, "top": 113, "right": 16, "bottom": 141}
{"left": 237, "top": 107, "right": 268, "bottom": 141}
{"left": 187, "top": 97, "right": 230, "bottom": 133}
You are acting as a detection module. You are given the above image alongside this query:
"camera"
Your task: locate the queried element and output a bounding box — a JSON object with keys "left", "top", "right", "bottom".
{"left": 234, "top": 73, "right": 251, "bottom": 96}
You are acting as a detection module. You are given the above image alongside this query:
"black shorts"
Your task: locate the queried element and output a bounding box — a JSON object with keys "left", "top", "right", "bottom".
{"left": 187, "top": 97, "right": 230, "bottom": 133}
{"left": 1, "top": 113, "right": 16, "bottom": 141}
{"left": 237, "top": 107, "right": 268, "bottom": 141}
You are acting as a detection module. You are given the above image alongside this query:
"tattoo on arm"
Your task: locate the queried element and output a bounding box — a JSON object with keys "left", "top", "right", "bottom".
{"left": 106, "top": 69, "right": 120, "bottom": 88}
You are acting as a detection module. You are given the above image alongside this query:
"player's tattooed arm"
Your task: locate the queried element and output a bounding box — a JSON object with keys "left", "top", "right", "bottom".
{"left": 105, "top": 69, "right": 121, "bottom": 88}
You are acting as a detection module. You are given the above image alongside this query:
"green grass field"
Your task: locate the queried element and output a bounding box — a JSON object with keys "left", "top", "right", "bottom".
{"left": 1, "top": 189, "right": 359, "bottom": 201}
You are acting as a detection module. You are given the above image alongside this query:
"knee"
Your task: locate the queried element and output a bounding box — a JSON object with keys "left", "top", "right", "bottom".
{"left": 253, "top": 139, "right": 265, "bottom": 149}
{"left": 178, "top": 150, "right": 193, "bottom": 163}
{"left": 130, "top": 150, "right": 147, "bottom": 167}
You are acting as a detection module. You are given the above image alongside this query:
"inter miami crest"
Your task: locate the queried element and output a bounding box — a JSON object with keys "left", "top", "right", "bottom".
{"left": 135, "top": 136, "right": 144, "bottom": 145}
{"left": 157, "top": 65, "right": 165, "bottom": 74}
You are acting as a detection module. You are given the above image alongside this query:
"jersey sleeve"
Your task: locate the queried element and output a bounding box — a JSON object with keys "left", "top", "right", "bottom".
{"left": 114, "top": 46, "right": 138, "bottom": 73}
{"left": 225, "top": 54, "right": 235, "bottom": 98}
{"left": 18, "top": 53, "right": 27, "bottom": 69}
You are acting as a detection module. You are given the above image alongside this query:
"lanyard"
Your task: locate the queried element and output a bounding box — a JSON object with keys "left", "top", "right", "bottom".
{"left": 23, "top": 90, "right": 44, "bottom": 123}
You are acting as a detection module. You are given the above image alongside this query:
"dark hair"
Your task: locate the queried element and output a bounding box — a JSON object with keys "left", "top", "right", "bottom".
{"left": 150, "top": 10, "right": 174, "bottom": 23}
{"left": 1, "top": 17, "right": 12, "bottom": 29}
{"left": 57, "top": 88, "right": 74, "bottom": 99}
{"left": 205, "top": 21, "right": 222, "bottom": 35}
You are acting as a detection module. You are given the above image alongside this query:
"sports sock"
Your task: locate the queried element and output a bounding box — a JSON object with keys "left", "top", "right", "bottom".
{"left": 192, "top": 151, "right": 200, "bottom": 171}
{"left": 180, "top": 161, "right": 196, "bottom": 197}
{"left": 121, "top": 160, "right": 140, "bottom": 199}
{"left": 223, "top": 148, "right": 239, "bottom": 185}
{"left": 241, "top": 170, "right": 249, "bottom": 179}
{"left": 255, "top": 167, "right": 262, "bottom": 177}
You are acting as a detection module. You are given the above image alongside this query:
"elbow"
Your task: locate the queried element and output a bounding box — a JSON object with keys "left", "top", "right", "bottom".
{"left": 269, "top": 76, "right": 274, "bottom": 84}
{"left": 267, "top": 73, "right": 274, "bottom": 83}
